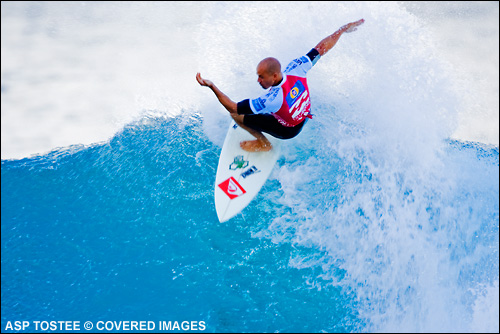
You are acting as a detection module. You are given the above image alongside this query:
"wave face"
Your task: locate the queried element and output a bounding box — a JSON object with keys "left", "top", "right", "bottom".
{"left": 2, "top": 114, "right": 498, "bottom": 332}
{"left": 2, "top": 1, "right": 499, "bottom": 333}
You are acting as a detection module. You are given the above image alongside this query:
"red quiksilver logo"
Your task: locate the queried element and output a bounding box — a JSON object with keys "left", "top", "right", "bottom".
{"left": 218, "top": 177, "right": 246, "bottom": 200}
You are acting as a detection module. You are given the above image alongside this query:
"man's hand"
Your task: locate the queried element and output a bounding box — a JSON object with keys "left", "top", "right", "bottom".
{"left": 196, "top": 73, "right": 213, "bottom": 88}
{"left": 342, "top": 19, "right": 365, "bottom": 33}
{"left": 195, "top": 72, "right": 237, "bottom": 113}
{"left": 314, "top": 18, "right": 365, "bottom": 56}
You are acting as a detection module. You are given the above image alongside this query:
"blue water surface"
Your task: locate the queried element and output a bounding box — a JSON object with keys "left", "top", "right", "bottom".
{"left": 2, "top": 115, "right": 361, "bottom": 333}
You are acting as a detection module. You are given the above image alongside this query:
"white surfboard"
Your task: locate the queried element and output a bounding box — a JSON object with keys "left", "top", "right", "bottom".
{"left": 214, "top": 121, "right": 282, "bottom": 222}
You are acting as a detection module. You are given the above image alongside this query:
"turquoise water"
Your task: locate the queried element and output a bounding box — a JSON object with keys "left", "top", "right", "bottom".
{"left": 2, "top": 114, "right": 498, "bottom": 332}
{"left": 2, "top": 115, "right": 360, "bottom": 332}
{"left": 2, "top": 2, "right": 499, "bottom": 333}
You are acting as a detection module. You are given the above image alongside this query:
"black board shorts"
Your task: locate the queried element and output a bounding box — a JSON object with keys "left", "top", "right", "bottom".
{"left": 236, "top": 99, "right": 306, "bottom": 140}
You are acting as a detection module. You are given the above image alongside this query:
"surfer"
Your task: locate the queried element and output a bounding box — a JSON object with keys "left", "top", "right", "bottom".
{"left": 196, "top": 19, "right": 364, "bottom": 152}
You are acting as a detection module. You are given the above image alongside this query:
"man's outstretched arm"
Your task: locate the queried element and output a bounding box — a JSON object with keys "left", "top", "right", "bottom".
{"left": 196, "top": 72, "right": 237, "bottom": 114}
{"left": 314, "top": 19, "right": 364, "bottom": 56}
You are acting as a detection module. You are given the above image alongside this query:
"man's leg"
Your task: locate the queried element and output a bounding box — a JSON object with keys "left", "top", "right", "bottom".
{"left": 230, "top": 112, "right": 272, "bottom": 152}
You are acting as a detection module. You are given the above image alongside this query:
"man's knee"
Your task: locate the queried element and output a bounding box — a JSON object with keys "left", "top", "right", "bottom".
{"left": 230, "top": 112, "right": 245, "bottom": 125}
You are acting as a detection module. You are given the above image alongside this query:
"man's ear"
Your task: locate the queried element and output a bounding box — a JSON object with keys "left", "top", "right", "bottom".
{"left": 273, "top": 72, "right": 280, "bottom": 82}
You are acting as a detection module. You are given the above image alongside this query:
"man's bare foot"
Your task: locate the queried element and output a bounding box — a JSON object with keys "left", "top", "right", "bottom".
{"left": 240, "top": 140, "right": 272, "bottom": 152}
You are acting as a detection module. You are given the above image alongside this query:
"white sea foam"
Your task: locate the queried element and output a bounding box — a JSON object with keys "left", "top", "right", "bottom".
{"left": 194, "top": 2, "right": 499, "bottom": 332}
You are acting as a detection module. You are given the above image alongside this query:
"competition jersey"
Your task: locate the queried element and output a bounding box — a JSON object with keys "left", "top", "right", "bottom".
{"left": 248, "top": 49, "right": 320, "bottom": 127}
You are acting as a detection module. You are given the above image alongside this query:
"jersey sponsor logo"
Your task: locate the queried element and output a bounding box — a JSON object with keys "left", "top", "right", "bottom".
{"left": 218, "top": 177, "right": 246, "bottom": 200}
{"left": 299, "top": 56, "right": 309, "bottom": 64}
{"left": 284, "top": 57, "right": 309, "bottom": 73}
{"left": 285, "top": 80, "right": 305, "bottom": 108}
{"left": 266, "top": 87, "right": 280, "bottom": 102}
{"left": 290, "top": 87, "right": 300, "bottom": 99}
{"left": 284, "top": 62, "right": 298, "bottom": 73}
{"left": 252, "top": 98, "right": 266, "bottom": 112}
{"left": 290, "top": 89, "right": 310, "bottom": 120}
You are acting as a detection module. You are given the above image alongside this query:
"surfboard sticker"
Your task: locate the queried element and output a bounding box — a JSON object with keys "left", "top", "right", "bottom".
{"left": 229, "top": 155, "right": 249, "bottom": 170}
{"left": 218, "top": 176, "right": 246, "bottom": 200}
{"left": 241, "top": 166, "right": 261, "bottom": 179}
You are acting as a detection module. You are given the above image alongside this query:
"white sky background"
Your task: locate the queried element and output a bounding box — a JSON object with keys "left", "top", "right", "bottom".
{"left": 1, "top": 1, "right": 498, "bottom": 160}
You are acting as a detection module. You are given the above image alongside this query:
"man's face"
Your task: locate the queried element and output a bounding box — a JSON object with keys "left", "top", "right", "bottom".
{"left": 256, "top": 64, "right": 276, "bottom": 89}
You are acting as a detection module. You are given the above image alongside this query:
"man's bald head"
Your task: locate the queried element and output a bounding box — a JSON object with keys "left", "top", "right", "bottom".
{"left": 256, "top": 57, "right": 283, "bottom": 89}
{"left": 258, "top": 57, "right": 281, "bottom": 75}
